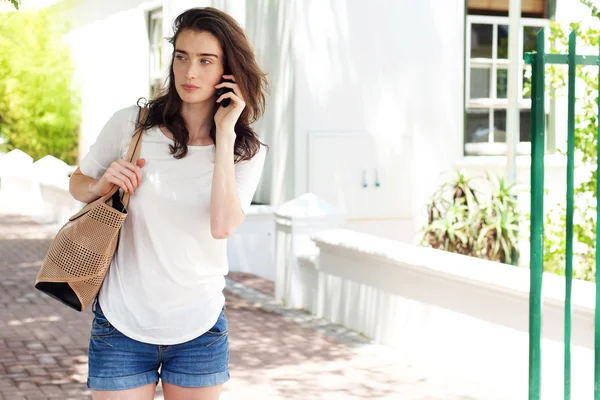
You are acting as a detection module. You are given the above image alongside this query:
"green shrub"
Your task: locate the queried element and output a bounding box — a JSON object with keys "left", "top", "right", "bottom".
{"left": 0, "top": 8, "right": 80, "bottom": 164}
{"left": 421, "top": 170, "right": 524, "bottom": 265}
{"left": 542, "top": 13, "right": 599, "bottom": 281}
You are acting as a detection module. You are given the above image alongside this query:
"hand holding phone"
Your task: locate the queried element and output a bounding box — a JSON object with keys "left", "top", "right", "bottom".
{"left": 215, "top": 78, "right": 234, "bottom": 108}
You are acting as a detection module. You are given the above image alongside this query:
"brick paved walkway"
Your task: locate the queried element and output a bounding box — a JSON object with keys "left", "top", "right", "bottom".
{"left": 0, "top": 214, "right": 498, "bottom": 399}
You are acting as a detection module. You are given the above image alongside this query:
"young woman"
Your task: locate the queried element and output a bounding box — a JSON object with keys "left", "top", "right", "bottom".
{"left": 68, "top": 7, "right": 268, "bottom": 400}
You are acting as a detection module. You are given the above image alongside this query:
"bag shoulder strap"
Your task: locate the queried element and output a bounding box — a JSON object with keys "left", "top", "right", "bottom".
{"left": 121, "top": 106, "right": 149, "bottom": 209}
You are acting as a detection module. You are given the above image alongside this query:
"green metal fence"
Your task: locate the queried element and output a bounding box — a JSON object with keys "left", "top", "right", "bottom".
{"left": 525, "top": 29, "right": 600, "bottom": 400}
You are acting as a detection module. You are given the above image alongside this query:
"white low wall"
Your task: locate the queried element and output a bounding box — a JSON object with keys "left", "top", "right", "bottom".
{"left": 0, "top": 151, "right": 80, "bottom": 222}
{"left": 226, "top": 205, "right": 276, "bottom": 281}
{"left": 296, "top": 229, "right": 594, "bottom": 400}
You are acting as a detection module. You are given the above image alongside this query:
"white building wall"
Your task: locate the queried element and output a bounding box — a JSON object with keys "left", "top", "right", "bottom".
{"left": 63, "top": 0, "right": 153, "bottom": 160}
{"left": 245, "top": 0, "right": 466, "bottom": 243}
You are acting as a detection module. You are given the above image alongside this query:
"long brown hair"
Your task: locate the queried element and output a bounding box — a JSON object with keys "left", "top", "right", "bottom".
{"left": 142, "top": 7, "right": 268, "bottom": 162}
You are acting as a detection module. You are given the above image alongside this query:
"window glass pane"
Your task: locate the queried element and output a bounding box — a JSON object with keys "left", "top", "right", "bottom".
{"left": 520, "top": 110, "right": 531, "bottom": 142}
{"left": 471, "top": 24, "right": 493, "bottom": 58}
{"left": 492, "top": 110, "right": 532, "bottom": 143}
{"left": 497, "top": 25, "right": 509, "bottom": 59}
{"left": 494, "top": 110, "right": 507, "bottom": 142}
{"left": 497, "top": 68, "right": 508, "bottom": 98}
{"left": 466, "top": 109, "right": 490, "bottom": 143}
{"left": 524, "top": 26, "right": 543, "bottom": 56}
{"left": 471, "top": 68, "right": 491, "bottom": 98}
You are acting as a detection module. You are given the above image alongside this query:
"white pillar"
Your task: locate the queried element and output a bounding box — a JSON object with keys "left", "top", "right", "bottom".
{"left": 506, "top": 0, "right": 521, "bottom": 184}
{"left": 274, "top": 193, "right": 345, "bottom": 309}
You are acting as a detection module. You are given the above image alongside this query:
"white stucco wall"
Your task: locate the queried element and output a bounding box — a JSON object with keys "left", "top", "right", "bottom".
{"left": 297, "top": 0, "right": 465, "bottom": 237}
{"left": 244, "top": 0, "right": 466, "bottom": 242}
{"left": 63, "top": 0, "right": 155, "bottom": 160}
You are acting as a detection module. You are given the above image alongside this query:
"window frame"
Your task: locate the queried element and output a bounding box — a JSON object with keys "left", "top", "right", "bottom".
{"left": 148, "top": 7, "right": 164, "bottom": 98}
{"left": 465, "top": 15, "right": 549, "bottom": 155}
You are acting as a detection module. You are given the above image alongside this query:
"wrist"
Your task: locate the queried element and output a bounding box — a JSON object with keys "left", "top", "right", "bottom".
{"left": 216, "top": 129, "right": 236, "bottom": 143}
{"left": 87, "top": 181, "right": 101, "bottom": 197}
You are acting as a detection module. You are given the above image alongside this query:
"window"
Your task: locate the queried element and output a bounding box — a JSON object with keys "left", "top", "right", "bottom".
{"left": 465, "top": 15, "right": 548, "bottom": 155}
{"left": 148, "top": 8, "right": 164, "bottom": 98}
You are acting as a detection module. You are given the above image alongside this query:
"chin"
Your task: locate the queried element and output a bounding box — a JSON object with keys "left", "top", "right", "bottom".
{"left": 177, "top": 91, "right": 210, "bottom": 105}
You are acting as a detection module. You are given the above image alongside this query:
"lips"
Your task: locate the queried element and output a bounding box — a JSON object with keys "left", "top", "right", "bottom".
{"left": 182, "top": 84, "right": 199, "bottom": 91}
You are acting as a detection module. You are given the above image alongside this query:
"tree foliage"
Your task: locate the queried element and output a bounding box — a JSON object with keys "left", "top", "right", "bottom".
{"left": 0, "top": 8, "right": 80, "bottom": 164}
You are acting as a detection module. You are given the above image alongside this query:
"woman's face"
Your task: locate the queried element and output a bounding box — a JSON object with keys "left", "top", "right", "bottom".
{"left": 172, "top": 29, "right": 225, "bottom": 105}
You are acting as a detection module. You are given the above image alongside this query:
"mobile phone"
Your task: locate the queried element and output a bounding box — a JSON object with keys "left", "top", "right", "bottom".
{"left": 216, "top": 78, "right": 234, "bottom": 108}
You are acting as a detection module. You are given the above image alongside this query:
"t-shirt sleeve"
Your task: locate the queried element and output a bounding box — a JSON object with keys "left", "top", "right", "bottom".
{"left": 235, "top": 144, "right": 267, "bottom": 215}
{"left": 79, "top": 106, "right": 138, "bottom": 179}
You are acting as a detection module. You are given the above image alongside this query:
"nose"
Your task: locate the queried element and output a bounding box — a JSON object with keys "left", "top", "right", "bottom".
{"left": 184, "top": 63, "right": 199, "bottom": 81}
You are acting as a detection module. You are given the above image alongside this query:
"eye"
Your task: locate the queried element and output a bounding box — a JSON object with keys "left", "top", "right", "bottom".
{"left": 201, "top": 59, "right": 212, "bottom": 65}
{"left": 175, "top": 55, "right": 187, "bottom": 61}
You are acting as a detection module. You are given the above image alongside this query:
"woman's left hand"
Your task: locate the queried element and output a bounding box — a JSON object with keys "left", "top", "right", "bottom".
{"left": 214, "top": 75, "right": 246, "bottom": 135}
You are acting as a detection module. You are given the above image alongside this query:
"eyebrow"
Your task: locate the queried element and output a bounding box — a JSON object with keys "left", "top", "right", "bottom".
{"left": 175, "top": 49, "right": 219, "bottom": 58}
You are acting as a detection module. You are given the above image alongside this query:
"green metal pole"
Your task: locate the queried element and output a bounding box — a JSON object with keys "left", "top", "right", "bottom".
{"left": 565, "top": 30, "right": 576, "bottom": 400}
{"left": 529, "top": 28, "right": 546, "bottom": 400}
{"left": 595, "top": 35, "right": 600, "bottom": 400}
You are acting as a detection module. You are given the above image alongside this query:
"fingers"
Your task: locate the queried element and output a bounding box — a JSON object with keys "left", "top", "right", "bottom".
{"left": 215, "top": 75, "right": 244, "bottom": 101}
{"left": 106, "top": 160, "right": 144, "bottom": 193}
{"left": 105, "top": 174, "right": 130, "bottom": 194}
{"left": 119, "top": 159, "right": 143, "bottom": 187}
{"left": 109, "top": 168, "right": 134, "bottom": 193}
{"left": 216, "top": 91, "right": 245, "bottom": 108}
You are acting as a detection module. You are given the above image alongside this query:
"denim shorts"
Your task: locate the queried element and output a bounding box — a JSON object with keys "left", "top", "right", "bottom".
{"left": 87, "top": 299, "right": 230, "bottom": 391}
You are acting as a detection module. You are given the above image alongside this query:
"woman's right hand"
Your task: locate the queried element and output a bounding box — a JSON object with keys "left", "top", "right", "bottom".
{"left": 88, "top": 159, "right": 146, "bottom": 197}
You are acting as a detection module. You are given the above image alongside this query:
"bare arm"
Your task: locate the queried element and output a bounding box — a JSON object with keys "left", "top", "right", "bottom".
{"left": 69, "top": 159, "right": 145, "bottom": 204}
{"left": 69, "top": 168, "right": 102, "bottom": 203}
{"left": 209, "top": 133, "right": 245, "bottom": 239}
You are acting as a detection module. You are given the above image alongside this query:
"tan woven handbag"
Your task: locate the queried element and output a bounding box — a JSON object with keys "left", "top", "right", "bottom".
{"left": 35, "top": 106, "right": 148, "bottom": 312}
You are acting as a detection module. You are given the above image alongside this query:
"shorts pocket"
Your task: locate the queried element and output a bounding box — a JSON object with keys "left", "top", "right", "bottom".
{"left": 205, "top": 309, "right": 228, "bottom": 336}
{"left": 91, "top": 306, "right": 115, "bottom": 337}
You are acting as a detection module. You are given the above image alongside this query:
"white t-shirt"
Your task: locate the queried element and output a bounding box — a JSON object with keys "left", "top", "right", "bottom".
{"left": 79, "top": 105, "right": 267, "bottom": 345}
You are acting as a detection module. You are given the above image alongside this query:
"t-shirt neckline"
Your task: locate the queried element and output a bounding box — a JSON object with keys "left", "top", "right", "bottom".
{"left": 154, "top": 126, "right": 215, "bottom": 150}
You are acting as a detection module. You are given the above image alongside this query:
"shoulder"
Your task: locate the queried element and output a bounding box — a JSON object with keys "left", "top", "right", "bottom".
{"left": 111, "top": 105, "right": 142, "bottom": 127}
{"left": 108, "top": 105, "right": 145, "bottom": 143}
